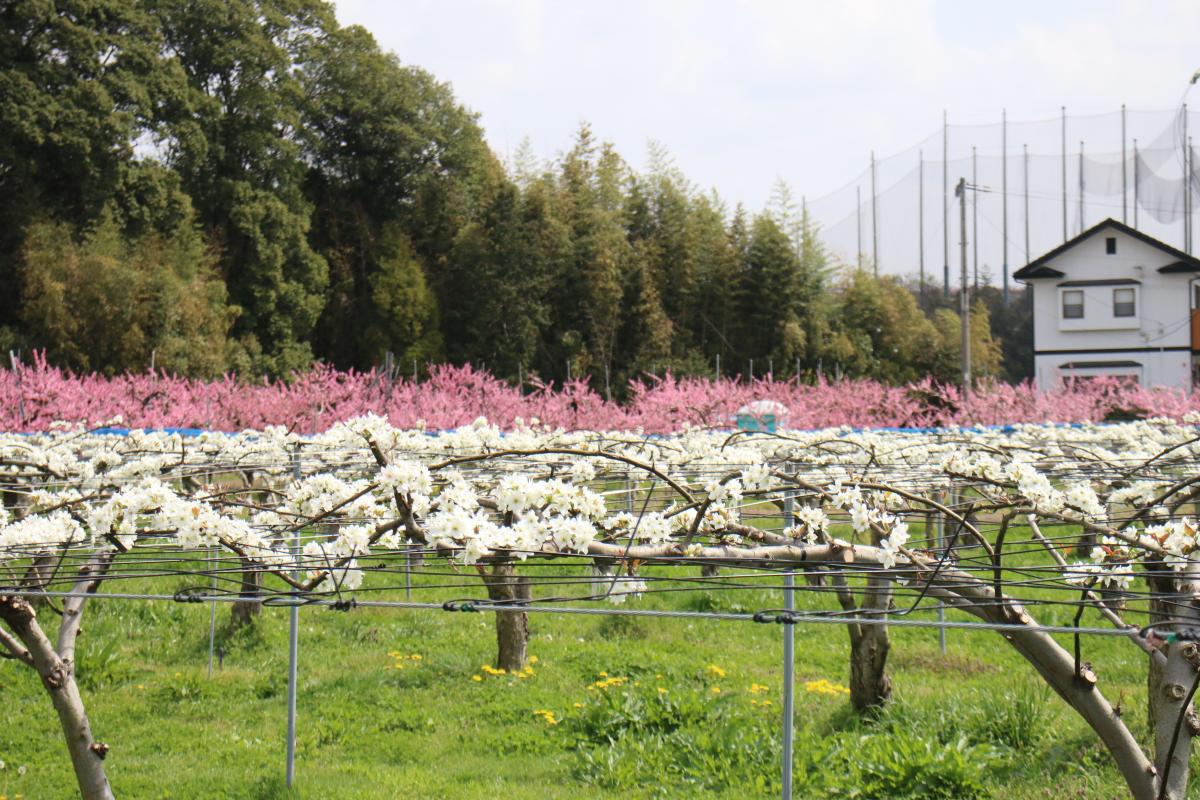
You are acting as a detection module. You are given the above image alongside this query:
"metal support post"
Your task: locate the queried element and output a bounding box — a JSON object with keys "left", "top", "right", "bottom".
{"left": 286, "top": 447, "right": 301, "bottom": 788}
{"left": 938, "top": 493, "right": 947, "bottom": 655}
{"left": 956, "top": 178, "right": 970, "bottom": 395}
{"left": 207, "top": 546, "right": 217, "bottom": 677}
{"left": 781, "top": 489, "right": 795, "bottom": 799}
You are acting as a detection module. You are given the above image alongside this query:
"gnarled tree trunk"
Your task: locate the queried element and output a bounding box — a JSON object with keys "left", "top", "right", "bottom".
{"left": 1148, "top": 561, "right": 1200, "bottom": 800}
{"left": 832, "top": 570, "right": 892, "bottom": 713}
{"left": 480, "top": 562, "right": 531, "bottom": 671}
{"left": 0, "top": 551, "right": 116, "bottom": 800}
{"left": 229, "top": 557, "right": 263, "bottom": 629}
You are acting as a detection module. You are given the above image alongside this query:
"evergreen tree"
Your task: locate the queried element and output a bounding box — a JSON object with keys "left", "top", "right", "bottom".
{"left": 150, "top": 0, "right": 333, "bottom": 374}
{"left": 299, "top": 22, "right": 495, "bottom": 368}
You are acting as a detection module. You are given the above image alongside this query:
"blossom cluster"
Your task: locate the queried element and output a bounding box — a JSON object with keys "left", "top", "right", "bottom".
{"left": 9, "top": 353, "right": 1200, "bottom": 433}
{"left": 2, "top": 414, "right": 1200, "bottom": 600}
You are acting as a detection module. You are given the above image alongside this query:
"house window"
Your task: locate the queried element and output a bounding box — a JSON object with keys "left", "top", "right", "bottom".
{"left": 1062, "top": 290, "right": 1084, "bottom": 319}
{"left": 1113, "top": 287, "right": 1136, "bottom": 317}
{"left": 1105, "top": 237, "right": 1117, "bottom": 254}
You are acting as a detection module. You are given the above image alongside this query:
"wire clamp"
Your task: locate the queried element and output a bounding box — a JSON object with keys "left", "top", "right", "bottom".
{"left": 173, "top": 587, "right": 206, "bottom": 604}
{"left": 442, "top": 600, "right": 478, "bottom": 613}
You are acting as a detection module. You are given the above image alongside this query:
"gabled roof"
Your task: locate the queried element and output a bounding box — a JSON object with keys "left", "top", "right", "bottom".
{"left": 1013, "top": 218, "right": 1200, "bottom": 280}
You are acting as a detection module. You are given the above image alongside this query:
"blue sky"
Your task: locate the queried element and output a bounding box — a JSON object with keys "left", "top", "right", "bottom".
{"left": 332, "top": 1, "right": 1200, "bottom": 214}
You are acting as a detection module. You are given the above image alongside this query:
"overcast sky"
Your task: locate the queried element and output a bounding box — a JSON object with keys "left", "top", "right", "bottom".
{"left": 332, "top": 0, "right": 1200, "bottom": 215}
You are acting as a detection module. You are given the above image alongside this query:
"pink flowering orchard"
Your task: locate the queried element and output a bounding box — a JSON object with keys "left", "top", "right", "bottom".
{"left": 1, "top": 353, "right": 1195, "bottom": 433}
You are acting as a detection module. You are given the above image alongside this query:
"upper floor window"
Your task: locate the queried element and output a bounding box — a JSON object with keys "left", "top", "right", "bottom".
{"left": 1105, "top": 237, "right": 1117, "bottom": 254}
{"left": 1113, "top": 287, "right": 1136, "bottom": 317}
{"left": 1062, "top": 290, "right": 1084, "bottom": 319}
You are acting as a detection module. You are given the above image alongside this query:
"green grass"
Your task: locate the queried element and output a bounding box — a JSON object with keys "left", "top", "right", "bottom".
{"left": 0, "top": 536, "right": 1173, "bottom": 799}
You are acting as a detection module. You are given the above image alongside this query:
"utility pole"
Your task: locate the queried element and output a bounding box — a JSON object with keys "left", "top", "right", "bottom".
{"left": 956, "top": 178, "right": 971, "bottom": 397}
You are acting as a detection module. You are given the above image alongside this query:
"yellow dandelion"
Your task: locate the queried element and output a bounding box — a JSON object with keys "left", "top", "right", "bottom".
{"left": 471, "top": 675, "right": 483, "bottom": 682}
{"left": 710, "top": 686, "right": 722, "bottom": 694}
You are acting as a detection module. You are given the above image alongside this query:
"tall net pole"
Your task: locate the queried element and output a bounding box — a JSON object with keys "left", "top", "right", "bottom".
{"left": 871, "top": 150, "right": 879, "bottom": 276}
{"left": 1134, "top": 138, "right": 1140, "bottom": 229}
{"left": 1079, "top": 141, "right": 1085, "bottom": 232}
{"left": 1122, "top": 104, "right": 1128, "bottom": 224}
{"left": 972, "top": 146, "right": 978, "bottom": 291}
{"left": 943, "top": 110, "right": 950, "bottom": 297}
{"left": 1185, "top": 105, "right": 1192, "bottom": 253}
{"left": 1184, "top": 105, "right": 1190, "bottom": 253}
{"left": 919, "top": 150, "right": 925, "bottom": 304}
{"left": 856, "top": 186, "right": 863, "bottom": 270}
{"left": 1024, "top": 143, "right": 1031, "bottom": 264}
{"left": 1191, "top": 137, "right": 1196, "bottom": 256}
{"left": 1002, "top": 108, "right": 1009, "bottom": 303}
{"left": 1061, "top": 107, "right": 1068, "bottom": 241}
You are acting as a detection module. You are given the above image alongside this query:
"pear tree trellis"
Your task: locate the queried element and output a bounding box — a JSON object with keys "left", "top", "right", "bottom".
{"left": 5, "top": 416, "right": 1200, "bottom": 799}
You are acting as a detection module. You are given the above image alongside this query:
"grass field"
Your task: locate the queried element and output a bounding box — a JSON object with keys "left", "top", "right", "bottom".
{"left": 0, "top": 533, "right": 1169, "bottom": 799}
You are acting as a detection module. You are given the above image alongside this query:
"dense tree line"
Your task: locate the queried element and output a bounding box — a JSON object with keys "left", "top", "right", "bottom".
{"left": 0, "top": 0, "right": 1029, "bottom": 388}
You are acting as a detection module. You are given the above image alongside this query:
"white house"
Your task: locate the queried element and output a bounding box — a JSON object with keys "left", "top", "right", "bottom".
{"left": 1013, "top": 218, "right": 1200, "bottom": 390}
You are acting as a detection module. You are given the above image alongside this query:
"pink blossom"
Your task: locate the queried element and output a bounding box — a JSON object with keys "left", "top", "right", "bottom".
{"left": 2, "top": 353, "right": 1194, "bottom": 433}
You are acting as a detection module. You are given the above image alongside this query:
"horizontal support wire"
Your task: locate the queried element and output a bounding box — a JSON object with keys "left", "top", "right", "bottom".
{"left": 0, "top": 587, "right": 1139, "bottom": 636}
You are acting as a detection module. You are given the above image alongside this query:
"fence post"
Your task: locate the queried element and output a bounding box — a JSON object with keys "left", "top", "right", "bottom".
{"left": 286, "top": 446, "right": 301, "bottom": 787}
{"left": 782, "top": 487, "right": 795, "bottom": 798}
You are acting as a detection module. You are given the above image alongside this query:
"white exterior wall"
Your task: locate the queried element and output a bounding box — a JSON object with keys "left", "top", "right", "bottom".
{"left": 1027, "top": 227, "right": 1196, "bottom": 390}
{"left": 1034, "top": 350, "right": 1191, "bottom": 390}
